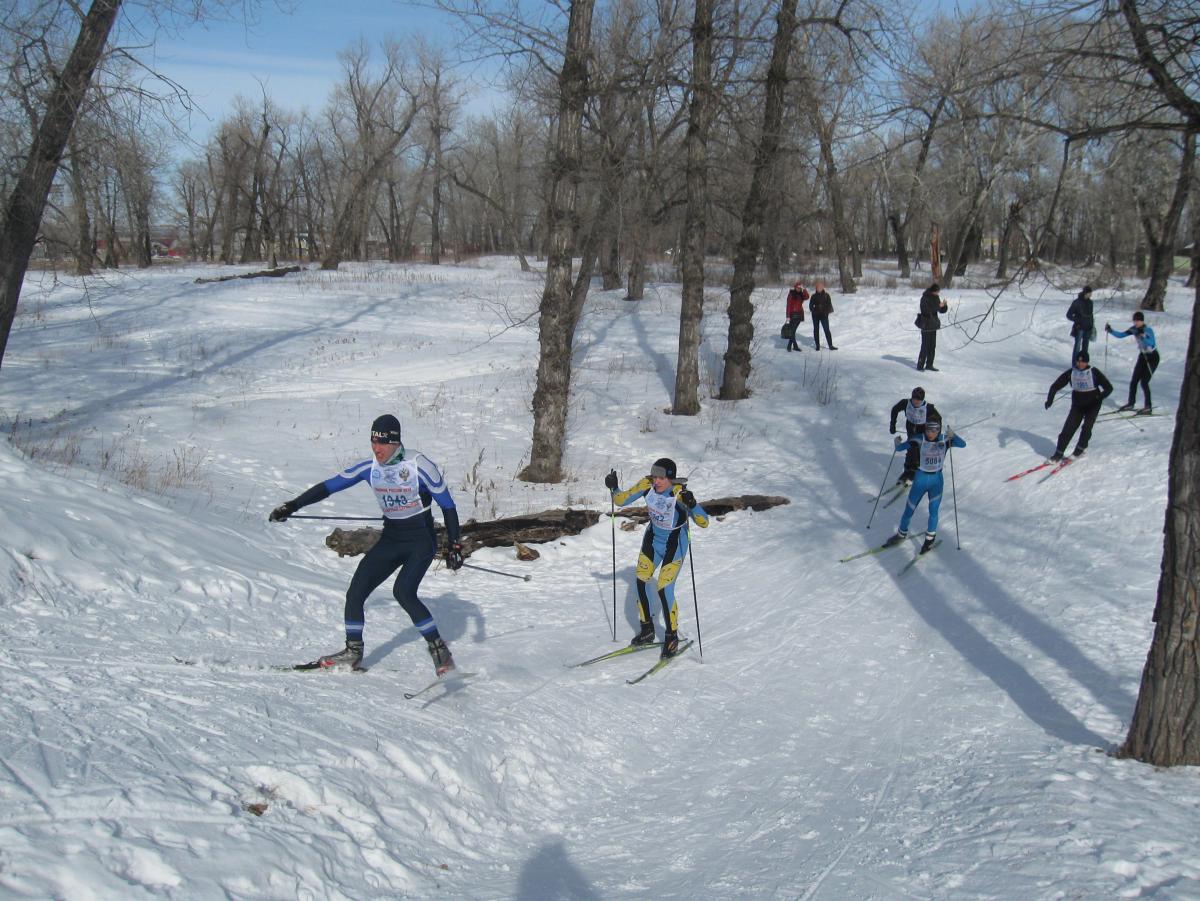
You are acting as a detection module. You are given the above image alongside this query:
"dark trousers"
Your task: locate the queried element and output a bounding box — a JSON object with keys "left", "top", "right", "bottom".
{"left": 902, "top": 425, "right": 921, "bottom": 480}
{"left": 917, "top": 330, "right": 937, "bottom": 369}
{"left": 787, "top": 314, "right": 803, "bottom": 350}
{"left": 813, "top": 315, "right": 833, "bottom": 348}
{"left": 1128, "top": 350, "right": 1160, "bottom": 407}
{"left": 1055, "top": 400, "right": 1101, "bottom": 455}
{"left": 344, "top": 525, "right": 438, "bottom": 640}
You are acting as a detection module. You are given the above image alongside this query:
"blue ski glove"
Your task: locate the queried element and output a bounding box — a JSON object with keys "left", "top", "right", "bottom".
{"left": 678, "top": 489, "right": 696, "bottom": 509}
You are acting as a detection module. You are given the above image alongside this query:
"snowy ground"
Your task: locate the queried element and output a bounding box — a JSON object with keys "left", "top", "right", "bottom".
{"left": 1, "top": 257, "right": 1196, "bottom": 900}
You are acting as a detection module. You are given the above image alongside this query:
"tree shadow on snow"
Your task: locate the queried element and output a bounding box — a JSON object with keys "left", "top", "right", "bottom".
{"left": 894, "top": 556, "right": 1127, "bottom": 748}
{"left": 515, "top": 840, "right": 600, "bottom": 901}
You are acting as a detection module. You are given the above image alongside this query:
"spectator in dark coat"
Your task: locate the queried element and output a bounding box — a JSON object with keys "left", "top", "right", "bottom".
{"left": 1066, "top": 286, "right": 1095, "bottom": 360}
{"left": 809, "top": 281, "right": 836, "bottom": 350}
{"left": 916, "top": 283, "right": 948, "bottom": 371}
{"left": 785, "top": 282, "right": 808, "bottom": 352}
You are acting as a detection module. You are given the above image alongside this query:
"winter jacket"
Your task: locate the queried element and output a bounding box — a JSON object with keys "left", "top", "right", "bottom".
{"left": 786, "top": 287, "right": 808, "bottom": 319}
{"left": 917, "top": 290, "right": 947, "bottom": 330}
{"left": 1047, "top": 365, "right": 1113, "bottom": 407}
{"left": 889, "top": 399, "right": 941, "bottom": 435}
{"left": 1066, "top": 294, "right": 1094, "bottom": 336}
{"left": 809, "top": 290, "right": 833, "bottom": 318}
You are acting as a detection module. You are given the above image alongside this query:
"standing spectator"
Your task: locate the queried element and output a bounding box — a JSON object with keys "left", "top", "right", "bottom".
{"left": 915, "top": 283, "right": 948, "bottom": 371}
{"left": 1105, "top": 311, "right": 1160, "bottom": 414}
{"left": 1066, "top": 286, "right": 1095, "bottom": 360}
{"left": 785, "top": 281, "right": 808, "bottom": 352}
{"left": 1045, "top": 351, "right": 1113, "bottom": 461}
{"left": 809, "top": 281, "right": 836, "bottom": 350}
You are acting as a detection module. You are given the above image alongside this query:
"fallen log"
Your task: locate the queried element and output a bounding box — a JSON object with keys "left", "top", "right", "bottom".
{"left": 194, "top": 265, "right": 302, "bottom": 284}
{"left": 324, "top": 495, "right": 788, "bottom": 558}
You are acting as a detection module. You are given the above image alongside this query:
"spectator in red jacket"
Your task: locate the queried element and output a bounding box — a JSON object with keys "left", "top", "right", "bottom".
{"left": 785, "top": 282, "right": 808, "bottom": 352}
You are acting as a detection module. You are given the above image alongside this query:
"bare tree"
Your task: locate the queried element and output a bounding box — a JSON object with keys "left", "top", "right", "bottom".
{"left": 518, "top": 0, "right": 595, "bottom": 483}
{"left": 1111, "top": 0, "right": 1200, "bottom": 766}
{"left": 718, "top": 0, "right": 798, "bottom": 401}
{"left": 0, "top": 0, "right": 122, "bottom": 372}
{"left": 671, "top": 0, "right": 715, "bottom": 416}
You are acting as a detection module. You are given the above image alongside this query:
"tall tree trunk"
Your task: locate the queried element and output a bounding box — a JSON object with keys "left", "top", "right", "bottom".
{"left": 1119, "top": 279, "right": 1200, "bottom": 764}
{"left": 672, "top": 0, "right": 715, "bottom": 416}
{"left": 996, "top": 200, "right": 1022, "bottom": 279}
{"left": 0, "top": 0, "right": 122, "bottom": 371}
{"left": 890, "top": 214, "right": 910, "bottom": 280}
{"left": 1140, "top": 131, "right": 1194, "bottom": 312}
{"left": 68, "top": 139, "right": 94, "bottom": 276}
{"left": 517, "top": 0, "right": 594, "bottom": 483}
{"left": 719, "top": 0, "right": 797, "bottom": 401}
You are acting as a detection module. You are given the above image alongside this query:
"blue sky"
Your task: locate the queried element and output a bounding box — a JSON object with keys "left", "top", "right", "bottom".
{"left": 120, "top": 1, "right": 494, "bottom": 142}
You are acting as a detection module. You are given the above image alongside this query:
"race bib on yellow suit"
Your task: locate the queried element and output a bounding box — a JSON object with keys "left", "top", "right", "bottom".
{"left": 371, "top": 460, "right": 424, "bottom": 519}
{"left": 645, "top": 489, "right": 679, "bottom": 531}
{"left": 918, "top": 438, "right": 949, "bottom": 473}
{"left": 1070, "top": 368, "right": 1096, "bottom": 392}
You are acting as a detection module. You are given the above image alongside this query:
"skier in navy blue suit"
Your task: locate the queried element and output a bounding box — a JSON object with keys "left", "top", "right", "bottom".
{"left": 883, "top": 416, "right": 964, "bottom": 554}
{"left": 270, "top": 414, "right": 462, "bottom": 674}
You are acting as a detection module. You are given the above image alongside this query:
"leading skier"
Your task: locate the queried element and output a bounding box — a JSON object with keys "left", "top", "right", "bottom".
{"left": 269, "top": 414, "right": 462, "bottom": 674}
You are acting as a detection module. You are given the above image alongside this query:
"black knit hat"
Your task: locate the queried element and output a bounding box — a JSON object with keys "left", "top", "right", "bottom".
{"left": 370, "top": 414, "right": 402, "bottom": 444}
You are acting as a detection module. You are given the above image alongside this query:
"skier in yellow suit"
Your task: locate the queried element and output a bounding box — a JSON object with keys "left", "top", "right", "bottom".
{"left": 605, "top": 457, "right": 708, "bottom": 658}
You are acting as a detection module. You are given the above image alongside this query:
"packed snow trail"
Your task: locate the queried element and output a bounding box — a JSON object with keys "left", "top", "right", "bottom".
{"left": 1, "top": 261, "right": 1196, "bottom": 898}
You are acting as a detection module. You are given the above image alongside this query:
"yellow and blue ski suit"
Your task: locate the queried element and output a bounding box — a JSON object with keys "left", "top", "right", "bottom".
{"left": 612, "top": 479, "right": 709, "bottom": 631}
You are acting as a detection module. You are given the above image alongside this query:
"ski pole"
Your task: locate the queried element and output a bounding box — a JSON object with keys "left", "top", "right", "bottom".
{"left": 287, "top": 514, "right": 381, "bottom": 521}
{"left": 610, "top": 494, "right": 617, "bottom": 642}
{"left": 947, "top": 444, "right": 961, "bottom": 550}
{"left": 688, "top": 539, "right": 704, "bottom": 661}
{"left": 462, "top": 562, "right": 532, "bottom": 582}
{"left": 867, "top": 446, "right": 898, "bottom": 529}
{"left": 952, "top": 412, "right": 996, "bottom": 431}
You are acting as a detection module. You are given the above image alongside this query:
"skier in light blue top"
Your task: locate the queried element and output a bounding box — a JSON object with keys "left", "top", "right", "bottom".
{"left": 884, "top": 416, "right": 965, "bottom": 554}
{"left": 1105, "top": 311, "right": 1160, "bottom": 414}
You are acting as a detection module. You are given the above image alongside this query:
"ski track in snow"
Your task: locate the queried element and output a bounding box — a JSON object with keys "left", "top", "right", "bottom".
{"left": 1, "top": 259, "right": 1198, "bottom": 898}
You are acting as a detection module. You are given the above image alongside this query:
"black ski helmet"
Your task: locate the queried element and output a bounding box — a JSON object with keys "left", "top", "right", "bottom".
{"left": 650, "top": 457, "right": 677, "bottom": 480}
{"left": 370, "top": 414, "right": 402, "bottom": 444}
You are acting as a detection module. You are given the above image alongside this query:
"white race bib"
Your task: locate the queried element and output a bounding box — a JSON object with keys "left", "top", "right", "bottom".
{"left": 1070, "top": 368, "right": 1096, "bottom": 392}
{"left": 371, "top": 460, "right": 424, "bottom": 519}
{"left": 645, "top": 489, "right": 678, "bottom": 530}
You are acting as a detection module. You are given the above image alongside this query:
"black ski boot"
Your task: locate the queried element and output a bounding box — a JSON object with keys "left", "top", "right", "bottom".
{"left": 661, "top": 630, "right": 679, "bottom": 659}
{"left": 883, "top": 531, "right": 907, "bottom": 549}
{"left": 630, "top": 621, "right": 656, "bottom": 646}
{"left": 920, "top": 535, "right": 936, "bottom": 554}
{"left": 317, "top": 639, "right": 364, "bottom": 671}
{"left": 1116, "top": 403, "right": 1134, "bottom": 412}
{"left": 1049, "top": 451, "right": 1064, "bottom": 463}
{"left": 427, "top": 638, "right": 455, "bottom": 676}
{"left": 1072, "top": 447, "right": 1086, "bottom": 458}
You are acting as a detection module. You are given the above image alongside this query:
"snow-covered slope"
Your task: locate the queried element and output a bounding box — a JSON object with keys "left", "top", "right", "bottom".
{"left": 1, "top": 260, "right": 1196, "bottom": 899}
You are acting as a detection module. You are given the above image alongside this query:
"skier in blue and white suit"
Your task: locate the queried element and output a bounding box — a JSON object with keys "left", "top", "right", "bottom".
{"left": 883, "top": 416, "right": 964, "bottom": 554}
{"left": 605, "top": 457, "right": 708, "bottom": 659}
{"left": 270, "top": 414, "right": 462, "bottom": 675}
